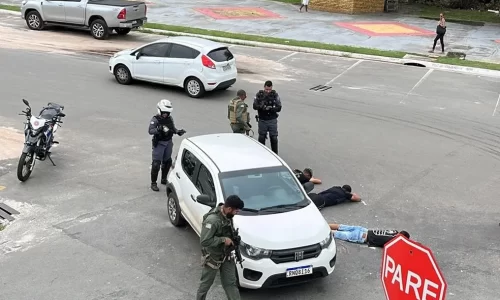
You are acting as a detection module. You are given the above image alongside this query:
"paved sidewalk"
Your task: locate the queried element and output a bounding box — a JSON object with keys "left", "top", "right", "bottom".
{"left": 3, "top": 0, "right": 500, "bottom": 62}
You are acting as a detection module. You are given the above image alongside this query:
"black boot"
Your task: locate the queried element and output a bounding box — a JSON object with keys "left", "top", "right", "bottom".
{"left": 151, "top": 160, "right": 160, "bottom": 191}
{"left": 271, "top": 138, "right": 278, "bottom": 155}
{"left": 161, "top": 158, "right": 172, "bottom": 185}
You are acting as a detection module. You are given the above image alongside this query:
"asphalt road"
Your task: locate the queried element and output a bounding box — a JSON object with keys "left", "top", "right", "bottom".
{"left": 0, "top": 32, "right": 500, "bottom": 300}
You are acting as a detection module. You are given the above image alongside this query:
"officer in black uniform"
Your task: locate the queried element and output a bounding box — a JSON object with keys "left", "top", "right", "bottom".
{"left": 253, "top": 80, "right": 282, "bottom": 154}
{"left": 148, "top": 99, "right": 186, "bottom": 192}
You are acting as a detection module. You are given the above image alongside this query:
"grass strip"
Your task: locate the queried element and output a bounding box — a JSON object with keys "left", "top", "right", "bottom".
{"left": 144, "top": 23, "right": 407, "bottom": 58}
{"left": 436, "top": 57, "right": 500, "bottom": 71}
{"left": 0, "top": 4, "right": 20, "bottom": 11}
{"left": 419, "top": 5, "right": 500, "bottom": 24}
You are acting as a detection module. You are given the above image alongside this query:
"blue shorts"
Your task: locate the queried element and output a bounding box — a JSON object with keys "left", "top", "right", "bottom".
{"left": 333, "top": 225, "right": 368, "bottom": 244}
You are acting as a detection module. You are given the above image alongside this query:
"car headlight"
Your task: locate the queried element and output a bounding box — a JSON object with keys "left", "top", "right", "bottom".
{"left": 239, "top": 241, "right": 272, "bottom": 260}
{"left": 320, "top": 232, "right": 333, "bottom": 249}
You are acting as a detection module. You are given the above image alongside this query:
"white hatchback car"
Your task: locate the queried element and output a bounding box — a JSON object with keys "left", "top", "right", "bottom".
{"left": 166, "top": 133, "right": 337, "bottom": 289}
{"left": 108, "top": 36, "right": 238, "bottom": 98}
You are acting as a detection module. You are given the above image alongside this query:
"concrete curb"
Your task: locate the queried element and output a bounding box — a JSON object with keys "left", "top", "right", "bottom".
{"left": 1, "top": 7, "right": 500, "bottom": 78}
{"left": 144, "top": 28, "right": 500, "bottom": 78}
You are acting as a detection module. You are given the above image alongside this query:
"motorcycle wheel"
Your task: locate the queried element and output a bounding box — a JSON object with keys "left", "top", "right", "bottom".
{"left": 17, "top": 150, "right": 35, "bottom": 182}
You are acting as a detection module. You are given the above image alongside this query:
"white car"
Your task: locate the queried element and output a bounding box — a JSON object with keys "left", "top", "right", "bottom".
{"left": 166, "top": 133, "right": 337, "bottom": 289}
{"left": 108, "top": 36, "right": 237, "bottom": 98}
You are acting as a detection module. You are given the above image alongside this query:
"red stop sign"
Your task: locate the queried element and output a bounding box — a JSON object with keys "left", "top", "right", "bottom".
{"left": 381, "top": 235, "right": 447, "bottom": 300}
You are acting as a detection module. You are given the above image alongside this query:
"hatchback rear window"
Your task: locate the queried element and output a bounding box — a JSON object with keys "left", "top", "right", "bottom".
{"left": 207, "top": 47, "right": 234, "bottom": 62}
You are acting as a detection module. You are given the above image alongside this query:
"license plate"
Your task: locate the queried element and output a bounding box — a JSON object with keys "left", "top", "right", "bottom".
{"left": 285, "top": 265, "right": 313, "bottom": 278}
{"left": 222, "top": 64, "right": 231, "bottom": 71}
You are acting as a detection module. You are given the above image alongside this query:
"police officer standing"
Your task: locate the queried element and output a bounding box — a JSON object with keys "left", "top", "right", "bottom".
{"left": 253, "top": 80, "right": 282, "bottom": 154}
{"left": 196, "top": 195, "right": 245, "bottom": 300}
{"left": 228, "top": 89, "right": 251, "bottom": 135}
{"left": 148, "top": 99, "right": 186, "bottom": 192}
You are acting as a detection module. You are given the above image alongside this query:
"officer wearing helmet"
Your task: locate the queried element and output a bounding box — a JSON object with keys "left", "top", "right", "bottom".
{"left": 148, "top": 99, "right": 186, "bottom": 192}
{"left": 253, "top": 80, "right": 282, "bottom": 154}
{"left": 228, "top": 89, "right": 251, "bottom": 135}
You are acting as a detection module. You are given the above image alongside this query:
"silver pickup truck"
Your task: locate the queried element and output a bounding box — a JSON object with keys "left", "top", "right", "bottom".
{"left": 20, "top": 0, "right": 147, "bottom": 40}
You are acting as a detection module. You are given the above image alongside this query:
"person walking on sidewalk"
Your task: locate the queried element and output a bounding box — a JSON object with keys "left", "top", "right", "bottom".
{"left": 299, "top": 0, "right": 309, "bottom": 12}
{"left": 431, "top": 12, "right": 446, "bottom": 54}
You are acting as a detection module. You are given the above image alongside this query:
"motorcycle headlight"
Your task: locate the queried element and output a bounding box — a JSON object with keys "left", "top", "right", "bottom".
{"left": 240, "top": 241, "right": 272, "bottom": 260}
{"left": 320, "top": 232, "right": 333, "bottom": 249}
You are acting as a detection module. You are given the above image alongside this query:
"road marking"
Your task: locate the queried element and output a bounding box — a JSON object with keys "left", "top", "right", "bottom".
{"left": 325, "top": 60, "right": 363, "bottom": 85}
{"left": 400, "top": 69, "right": 433, "bottom": 104}
{"left": 277, "top": 52, "right": 297, "bottom": 62}
{"left": 493, "top": 93, "right": 500, "bottom": 116}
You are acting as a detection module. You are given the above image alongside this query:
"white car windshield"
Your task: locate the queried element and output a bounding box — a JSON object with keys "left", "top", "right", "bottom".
{"left": 219, "top": 166, "right": 310, "bottom": 214}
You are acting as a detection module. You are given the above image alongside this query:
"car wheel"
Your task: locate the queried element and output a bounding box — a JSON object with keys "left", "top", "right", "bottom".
{"left": 26, "top": 11, "right": 44, "bottom": 30}
{"left": 184, "top": 77, "right": 206, "bottom": 98}
{"left": 115, "top": 28, "right": 131, "bottom": 35}
{"left": 90, "top": 19, "right": 109, "bottom": 40}
{"left": 167, "top": 192, "right": 186, "bottom": 227}
{"left": 114, "top": 64, "right": 132, "bottom": 85}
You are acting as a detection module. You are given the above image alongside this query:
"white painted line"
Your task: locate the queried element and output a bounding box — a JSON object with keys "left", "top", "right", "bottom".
{"left": 277, "top": 52, "right": 297, "bottom": 62}
{"left": 325, "top": 60, "right": 363, "bottom": 85}
{"left": 400, "top": 69, "right": 433, "bottom": 104}
{"left": 493, "top": 93, "right": 500, "bottom": 116}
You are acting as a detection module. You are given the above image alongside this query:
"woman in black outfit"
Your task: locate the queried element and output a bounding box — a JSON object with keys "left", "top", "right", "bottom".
{"left": 431, "top": 12, "right": 446, "bottom": 53}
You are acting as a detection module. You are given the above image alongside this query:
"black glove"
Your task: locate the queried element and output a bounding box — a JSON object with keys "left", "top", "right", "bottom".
{"left": 177, "top": 129, "right": 186, "bottom": 136}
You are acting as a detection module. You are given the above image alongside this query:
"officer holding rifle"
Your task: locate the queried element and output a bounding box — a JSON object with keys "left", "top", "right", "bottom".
{"left": 196, "top": 195, "right": 245, "bottom": 300}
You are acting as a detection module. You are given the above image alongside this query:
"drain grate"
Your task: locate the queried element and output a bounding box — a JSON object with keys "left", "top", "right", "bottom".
{"left": 0, "top": 203, "right": 20, "bottom": 222}
{"left": 310, "top": 85, "right": 332, "bottom": 92}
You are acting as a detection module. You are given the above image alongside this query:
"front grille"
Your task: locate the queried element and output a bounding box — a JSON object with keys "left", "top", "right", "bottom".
{"left": 270, "top": 243, "right": 321, "bottom": 264}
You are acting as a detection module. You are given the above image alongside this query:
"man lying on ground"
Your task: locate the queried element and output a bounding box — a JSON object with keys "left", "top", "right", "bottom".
{"left": 307, "top": 184, "right": 361, "bottom": 209}
{"left": 329, "top": 223, "right": 410, "bottom": 247}
{"left": 294, "top": 168, "right": 321, "bottom": 193}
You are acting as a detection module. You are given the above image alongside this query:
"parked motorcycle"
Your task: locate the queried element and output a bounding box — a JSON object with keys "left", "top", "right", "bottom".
{"left": 17, "top": 99, "right": 66, "bottom": 182}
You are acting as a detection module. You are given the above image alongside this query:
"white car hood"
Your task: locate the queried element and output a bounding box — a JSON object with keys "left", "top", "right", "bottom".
{"left": 234, "top": 203, "right": 330, "bottom": 250}
{"left": 114, "top": 49, "right": 133, "bottom": 57}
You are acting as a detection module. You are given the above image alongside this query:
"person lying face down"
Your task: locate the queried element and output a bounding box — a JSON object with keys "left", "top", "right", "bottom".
{"left": 294, "top": 168, "right": 321, "bottom": 193}
{"left": 308, "top": 184, "right": 361, "bottom": 209}
{"left": 329, "top": 223, "right": 410, "bottom": 247}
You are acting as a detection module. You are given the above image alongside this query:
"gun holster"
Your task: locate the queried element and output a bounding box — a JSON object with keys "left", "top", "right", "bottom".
{"left": 201, "top": 252, "right": 224, "bottom": 270}
{"left": 255, "top": 115, "right": 259, "bottom": 122}
{"left": 152, "top": 135, "right": 159, "bottom": 148}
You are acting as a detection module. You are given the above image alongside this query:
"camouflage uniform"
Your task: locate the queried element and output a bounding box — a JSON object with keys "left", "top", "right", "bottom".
{"left": 196, "top": 204, "right": 240, "bottom": 300}
{"left": 228, "top": 97, "right": 250, "bottom": 134}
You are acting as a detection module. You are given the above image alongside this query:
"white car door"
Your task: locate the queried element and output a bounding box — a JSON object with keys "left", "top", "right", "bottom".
{"left": 63, "top": 0, "right": 85, "bottom": 24}
{"left": 176, "top": 148, "right": 203, "bottom": 233}
{"left": 132, "top": 42, "right": 171, "bottom": 83}
{"left": 163, "top": 43, "right": 200, "bottom": 85}
{"left": 40, "top": 0, "right": 66, "bottom": 22}
{"left": 188, "top": 162, "right": 219, "bottom": 233}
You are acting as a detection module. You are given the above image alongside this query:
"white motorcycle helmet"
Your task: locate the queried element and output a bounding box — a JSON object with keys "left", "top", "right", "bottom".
{"left": 157, "top": 99, "right": 173, "bottom": 115}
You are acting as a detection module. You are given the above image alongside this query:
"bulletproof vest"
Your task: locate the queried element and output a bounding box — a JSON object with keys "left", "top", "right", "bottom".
{"left": 155, "top": 115, "right": 175, "bottom": 141}
{"left": 256, "top": 90, "right": 278, "bottom": 120}
{"left": 366, "top": 229, "right": 400, "bottom": 247}
{"left": 228, "top": 97, "right": 248, "bottom": 123}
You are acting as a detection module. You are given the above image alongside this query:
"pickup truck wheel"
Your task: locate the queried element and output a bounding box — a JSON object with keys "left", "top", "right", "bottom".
{"left": 26, "top": 11, "right": 44, "bottom": 30}
{"left": 114, "top": 64, "right": 132, "bottom": 85}
{"left": 90, "top": 19, "right": 109, "bottom": 40}
{"left": 115, "top": 28, "right": 131, "bottom": 35}
{"left": 167, "top": 192, "right": 186, "bottom": 227}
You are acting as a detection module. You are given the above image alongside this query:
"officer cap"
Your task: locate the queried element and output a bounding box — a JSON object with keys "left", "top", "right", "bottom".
{"left": 236, "top": 89, "right": 246, "bottom": 97}
{"left": 225, "top": 195, "right": 244, "bottom": 209}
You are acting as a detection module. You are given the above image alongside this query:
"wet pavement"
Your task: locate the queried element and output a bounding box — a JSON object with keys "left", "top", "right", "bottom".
{"left": 2, "top": 0, "right": 500, "bottom": 62}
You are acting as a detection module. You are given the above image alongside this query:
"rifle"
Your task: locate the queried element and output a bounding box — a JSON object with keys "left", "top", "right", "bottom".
{"left": 226, "top": 219, "right": 244, "bottom": 267}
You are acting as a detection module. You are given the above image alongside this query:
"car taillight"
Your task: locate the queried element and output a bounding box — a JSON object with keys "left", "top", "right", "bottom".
{"left": 201, "top": 55, "right": 215, "bottom": 69}
{"left": 117, "top": 8, "right": 126, "bottom": 20}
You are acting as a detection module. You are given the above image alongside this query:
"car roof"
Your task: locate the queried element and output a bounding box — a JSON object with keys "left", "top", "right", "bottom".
{"left": 187, "top": 133, "right": 284, "bottom": 173}
{"left": 155, "top": 36, "right": 228, "bottom": 53}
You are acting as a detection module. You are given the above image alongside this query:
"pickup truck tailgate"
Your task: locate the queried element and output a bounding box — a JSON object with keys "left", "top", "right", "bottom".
{"left": 125, "top": 3, "right": 146, "bottom": 21}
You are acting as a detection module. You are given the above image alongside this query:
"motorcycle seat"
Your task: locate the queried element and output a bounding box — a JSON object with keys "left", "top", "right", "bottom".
{"left": 47, "top": 102, "right": 64, "bottom": 111}
{"left": 39, "top": 107, "right": 61, "bottom": 120}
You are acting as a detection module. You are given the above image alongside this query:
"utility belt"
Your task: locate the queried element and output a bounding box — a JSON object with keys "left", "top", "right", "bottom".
{"left": 201, "top": 250, "right": 227, "bottom": 270}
